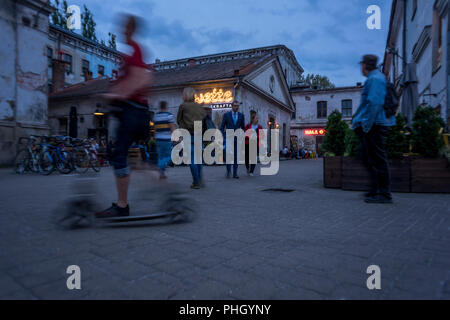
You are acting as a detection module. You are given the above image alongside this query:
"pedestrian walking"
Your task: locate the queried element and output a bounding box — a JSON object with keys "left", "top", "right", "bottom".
{"left": 153, "top": 101, "right": 175, "bottom": 179}
{"left": 220, "top": 100, "right": 245, "bottom": 179}
{"left": 177, "top": 87, "right": 206, "bottom": 189}
{"left": 245, "top": 112, "right": 263, "bottom": 176}
{"left": 352, "top": 54, "right": 396, "bottom": 204}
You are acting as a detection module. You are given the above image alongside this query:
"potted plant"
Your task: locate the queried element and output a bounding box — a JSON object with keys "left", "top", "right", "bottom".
{"left": 410, "top": 106, "right": 449, "bottom": 193}
{"left": 322, "top": 111, "right": 348, "bottom": 188}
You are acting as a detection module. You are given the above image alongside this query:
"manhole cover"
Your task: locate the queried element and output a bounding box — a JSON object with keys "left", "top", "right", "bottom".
{"left": 262, "top": 188, "right": 295, "bottom": 193}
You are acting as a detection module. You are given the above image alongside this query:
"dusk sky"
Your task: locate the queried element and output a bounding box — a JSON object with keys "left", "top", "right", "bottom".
{"left": 65, "top": 0, "right": 393, "bottom": 87}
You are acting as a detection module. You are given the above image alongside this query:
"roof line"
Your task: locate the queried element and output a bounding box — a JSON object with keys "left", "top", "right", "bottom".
{"left": 153, "top": 44, "right": 303, "bottom": 74}
{"left": 154, "top": 44, "right": 286, "bottom": 64}
{"left": 290, "top": 85, "right": 363, "bottom": 93}
{"left": 49, "top": 24, "right": 122, "bottom": 56}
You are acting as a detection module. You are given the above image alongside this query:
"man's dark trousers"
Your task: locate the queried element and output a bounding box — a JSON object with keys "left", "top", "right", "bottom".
{"left": 357, "top": 125, "right": 392, "bottom": 198}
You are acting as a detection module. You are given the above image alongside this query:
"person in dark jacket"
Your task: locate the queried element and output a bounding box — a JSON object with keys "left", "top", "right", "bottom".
{"left": 220, "top": 101, "right": 245, "bottom": 179}
{"left": 177, "top": 87, "right": 205, "bottom": 189}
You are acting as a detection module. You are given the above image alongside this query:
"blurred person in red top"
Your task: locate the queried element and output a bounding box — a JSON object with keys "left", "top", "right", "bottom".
{"left": 244, "top": 112, "right": 263, "bottom": 176}
{"left": 96, "top": 14, "right": 153, "bottom": 219}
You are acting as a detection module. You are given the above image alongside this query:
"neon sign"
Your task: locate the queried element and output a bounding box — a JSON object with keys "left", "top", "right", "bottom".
{"left": 195, "top": 88, "right": 234, "bottom": 104}
{"left": 305, "top": 129, "right": 326, "bottom": 136}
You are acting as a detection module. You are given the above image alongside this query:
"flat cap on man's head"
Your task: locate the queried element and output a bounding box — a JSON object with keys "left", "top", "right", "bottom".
{"left": 359, "top": 54, "right": 379, "bottom": 68}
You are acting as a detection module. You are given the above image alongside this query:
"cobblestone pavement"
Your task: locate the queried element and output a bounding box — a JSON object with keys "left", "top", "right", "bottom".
{"left": 0, "top": 160, "right": 449, "bottom": 300}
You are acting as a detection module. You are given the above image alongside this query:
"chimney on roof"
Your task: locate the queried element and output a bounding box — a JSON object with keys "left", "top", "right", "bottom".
{"left": 51, "top": 59, "right": 66, "bottom": 93}
{"left": 188, "top": 58, "right": 196, "bottom": 67}
{"left": 155, "top": 58, "right": 160, "bottom": 63}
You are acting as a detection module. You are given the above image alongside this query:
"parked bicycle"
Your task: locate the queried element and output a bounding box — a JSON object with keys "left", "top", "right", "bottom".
{"left": 14, "top": 135, "right": 102, "bottom": 175}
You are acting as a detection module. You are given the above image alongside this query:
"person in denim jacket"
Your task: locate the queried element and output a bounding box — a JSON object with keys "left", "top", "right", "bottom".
{"left": 352, "top": 55, "right": 396, "bottom": 204}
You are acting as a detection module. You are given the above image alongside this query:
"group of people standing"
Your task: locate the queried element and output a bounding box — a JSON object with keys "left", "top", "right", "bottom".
{"left": 155, "top": 87, "right": 265, "bottom": 189}
{"left": 95, "top": 14, "right": 395, "bottom": 220}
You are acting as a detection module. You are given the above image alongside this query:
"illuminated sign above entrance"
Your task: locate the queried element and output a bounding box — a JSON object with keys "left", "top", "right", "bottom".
{"left": 195, "top": 88, "right": 234, "bottom": 104}
{"left": 305, "top": 129, "right": 326, "bottom": 136}
{"left": 211, "top": 103, "right": 233, "bottom": 109}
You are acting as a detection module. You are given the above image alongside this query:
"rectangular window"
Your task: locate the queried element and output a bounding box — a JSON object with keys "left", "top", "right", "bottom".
{"left": 47, "top": 47, "right": 53, "bottom": 68}
{"left": 58, "top": 118, "right": 68, "bottom": 135}
{"left": 62, "top": 53, "right": 72, "bottom": 74}
{"left": 341, "top": 100, "right": 353, "bottom": 118}
{"left": 411, "top": 0, "right": 417, "bottom": 20}
{"left": 98, "top": 65, "right": 105, "bottom": 77}
{"left": 112, "top": 69, "right": 118, "bottom": 80}
{"left": 81, "top": 59, "right": 90, "bottom": 77}
{"left": 432, "top": 6, "right": 443, "bottom": 72}
{"left": 317, "top": 101, "right": 327, "bottom": 119}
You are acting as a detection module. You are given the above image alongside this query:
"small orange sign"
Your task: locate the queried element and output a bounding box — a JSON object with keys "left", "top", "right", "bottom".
{"left": 304, "top": 129, "right": 326, "bottom": 136}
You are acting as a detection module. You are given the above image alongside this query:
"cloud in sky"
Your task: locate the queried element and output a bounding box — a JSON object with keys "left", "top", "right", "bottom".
{"left": 65, "top": 0, "right": 393, "bottom": 86}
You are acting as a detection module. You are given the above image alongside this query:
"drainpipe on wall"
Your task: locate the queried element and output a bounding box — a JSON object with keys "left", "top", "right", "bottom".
{"left": 402, "top": 0, "right": 407, "bottom": 71}
{"left": 13, "top": 0, "right": 18, "bottom": 154}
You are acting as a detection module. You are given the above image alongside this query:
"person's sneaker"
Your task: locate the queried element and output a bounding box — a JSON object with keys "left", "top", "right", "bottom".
{"left": 249, "top": 173, "right": 254, "bottom": 177}
{"left": 364, "top": 194, "right": 393, "bottom": 204}
{"left": 233, "top": 176, "right": 240, "bottom": 179}
{"left": 364, "top": 191, "right": 377, "bottom": 198}
{"left": 95, "top": 203, "right": 130, "bottom": 219}
{"left": 190, "top": 183, "right": 201, "bottom": 190}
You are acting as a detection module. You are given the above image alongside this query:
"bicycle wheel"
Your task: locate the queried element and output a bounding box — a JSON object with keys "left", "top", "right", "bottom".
{"left": 56, "top": 151, "right": 73, "bottom": 174}
{"left": 38, "top": 150, "right": 54, "bottom": 175}
{"left": 74, "top": 151, "right": 89, "bottom": 174}
{"left": 90, "top": 155, "right": 101, "bottom": 172}
{"left": 14, "top": 149, "right": 31, "bottom": 174}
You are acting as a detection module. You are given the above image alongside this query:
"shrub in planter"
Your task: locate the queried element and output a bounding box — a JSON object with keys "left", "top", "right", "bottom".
{"left": 386, "top": 114, "right": 409, "bottom": 159}
{"left": 322, "top": 111, "right": 348, "bottom": 188}
{"left": 322, "top": 111, "right": 349, "bottom": 157}
{"left": 344, "top": 129, "right": 359, "bottom": 157}
{"left": 410, "top": 106, "right": 449, "bottom": 193}
{"left": 411, "top": 106, "right": 445, "bottom": 158}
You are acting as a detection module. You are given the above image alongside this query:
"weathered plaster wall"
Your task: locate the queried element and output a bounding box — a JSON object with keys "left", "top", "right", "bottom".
{"left": 0, "top": 0, "right": 51, "bottom": 165}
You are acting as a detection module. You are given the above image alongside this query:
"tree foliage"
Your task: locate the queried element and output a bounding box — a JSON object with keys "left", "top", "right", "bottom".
{"left": 81, "top": 5, "right": 97, "bottom": 42}
{"left": 322, "top": 111, "right": 349, "bottom": 156}
{"left": 50, "top": 0, "right": 69, "bottom": 29}
{"left": 50, "top": 1, "right": 115, "bottom": 48}
{"left": 386, "top": 114, "right": 409, "bottom": 158}
{"left": 411, "top": 106, "right": 445, "bottom": 158}
{"left": 301, "top": 74, "right": 335, "bottom": 89}
{"left": 108, "top": 32, "right": 117, "bottom": 50}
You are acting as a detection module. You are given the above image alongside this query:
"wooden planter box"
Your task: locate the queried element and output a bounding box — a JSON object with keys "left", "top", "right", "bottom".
{"left": 323, "top": 156, "right": 342, "bottom": 189}
{"left": 411, "top": 158, "right": 450, "bottom": 193}
{"left": 324, "top": 156, "right": 450, "bottom": 193}
{"left": 341, "top": 157, "right": 411, "bottom": 193}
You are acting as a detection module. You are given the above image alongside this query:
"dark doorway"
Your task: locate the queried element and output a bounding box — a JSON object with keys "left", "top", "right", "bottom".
{"left": 316, "top": 136, "right": 324, "bottom": 156}
{"left": 69, "top": 106, "right": 78, "bottom": 138}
